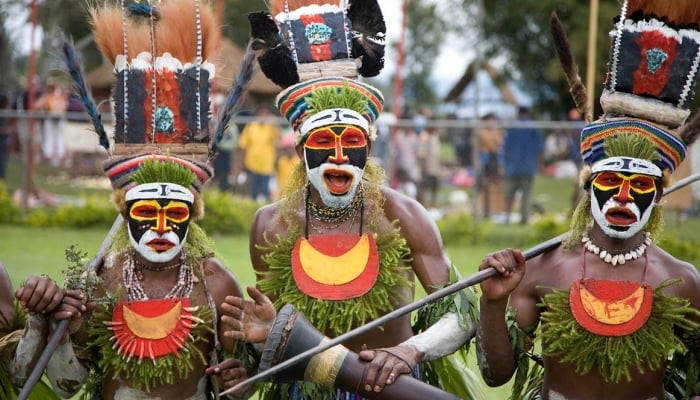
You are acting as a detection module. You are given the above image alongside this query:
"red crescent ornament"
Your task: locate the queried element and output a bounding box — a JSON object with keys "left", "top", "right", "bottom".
{"left": 105, "top": 298, "right": 199, "bottom": 361}
{"left": 569, "top": 278, "right": 653, "bottom": 336}
{"left": 292, "top": 233, "right": 379, "bottom": 300}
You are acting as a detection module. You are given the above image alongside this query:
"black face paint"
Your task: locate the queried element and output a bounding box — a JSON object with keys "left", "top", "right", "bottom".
{"left": 304, "top": 125, "right": 368, "bottom": 169}
{"left": 127, "top": 198, "right": 191, "bottom": 245}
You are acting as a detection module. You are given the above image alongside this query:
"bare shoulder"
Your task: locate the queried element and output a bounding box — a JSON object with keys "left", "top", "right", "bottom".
{"left": 202, "top": 258, "right": 243, "bottom": 300}
{"left": 251, "top": 201, "right": 286, "bottom": 240}
{"left": 646, "top": 245, "right": 699, "bottom": 306}
{"left": 380, "top": 186, "right": 430, "bottom": 222}
{"left": 519, "top": 244, "right": 581, "bottom": 291}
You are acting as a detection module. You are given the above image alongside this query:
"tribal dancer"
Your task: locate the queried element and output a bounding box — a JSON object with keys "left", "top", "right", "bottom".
{"left": 219, "top": 1, "right": 479, "bottom": 399}
{"left": 477, "top": 2, "right": 700, "bottom": 399}
{"left": 39, "top": 1, "right": 255, "bottom": 398}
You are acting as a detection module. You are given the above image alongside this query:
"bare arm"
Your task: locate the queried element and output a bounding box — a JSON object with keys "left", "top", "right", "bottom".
{"left": 249, "top": 204, "right": 284, "bottom": 297}
{"left": 203, "top": 258, "right": 244, "bottom": 352}
{"left": 476, "top": 249, "right": 529, "bottom": 387}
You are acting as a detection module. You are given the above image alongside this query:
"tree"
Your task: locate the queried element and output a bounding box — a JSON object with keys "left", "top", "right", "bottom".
{"left": 458, "top": 0, "right": 619, "bottom": 117}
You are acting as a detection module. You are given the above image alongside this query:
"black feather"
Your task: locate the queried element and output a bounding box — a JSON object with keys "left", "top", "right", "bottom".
{"left": 680, "top": 112, "right": 700, "bottom": 146}
{"left": 347, "top": 0, "right": 386, "bottom": 77}
{"left": 248, "top": 11, "right": 299, "bottom": 88}
{"left": 347, "top": 0, "right": 386, "bottom": 35}
{"left": 60, "top": 34, "right": 110, "bottom": 152}
{"left": 259, "top": 47, "right": 299, "bottom": 87}
{"left": 351, "top": 36, "right": 384, "bottom": 77}
{"left": 249, "top": 12, "right": 282, "bottom": 50}
{"left": 209, "top": 44, "right": 256, "bottom": 162}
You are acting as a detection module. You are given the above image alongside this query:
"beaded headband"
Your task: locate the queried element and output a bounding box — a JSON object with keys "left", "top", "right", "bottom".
{"left": 125, "top": 182, "right": 194, "bottom": 204}
{"left": 276, "top": 77, "right": 384, "bottom": 144}
{"left": 103, "top": 154, "right": 213, "bottom": 196}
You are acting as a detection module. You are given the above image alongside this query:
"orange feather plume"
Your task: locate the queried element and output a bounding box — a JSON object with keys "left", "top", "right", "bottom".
{"left": 91, "top": 0, "right": 220, "bottom": 65}
{"left": 626, "top": 0, "right": 700, "bottom": 26}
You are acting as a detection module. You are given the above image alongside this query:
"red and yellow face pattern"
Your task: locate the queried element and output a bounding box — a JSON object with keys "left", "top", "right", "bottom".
{"left": 304, "top": 125, "right": 368, "bottom": 170}
{"left": 590, "top": 171, "right": 659, "bottom": 239}
{"left": 127, "top": 199, "right": 191, "bottom": 262}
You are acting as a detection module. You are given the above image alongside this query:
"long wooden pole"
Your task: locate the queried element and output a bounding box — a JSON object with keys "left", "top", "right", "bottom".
{"left": 585, "top": 0, "right": 599, "bottom": 115}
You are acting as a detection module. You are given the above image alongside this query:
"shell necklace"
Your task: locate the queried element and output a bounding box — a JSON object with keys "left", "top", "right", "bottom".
{"left": 581, "top": 232, "right": 651, "bottom": 267}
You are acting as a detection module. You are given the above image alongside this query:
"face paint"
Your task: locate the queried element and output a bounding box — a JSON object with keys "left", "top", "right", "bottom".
{"left": 590, "top": 171, "right": 658, "bottom": 239}
{"left": 127, "top": 199, "right": 191, "bottom": 262}
{"left": 304, "top": 124, "right": 368, "bottom": 208}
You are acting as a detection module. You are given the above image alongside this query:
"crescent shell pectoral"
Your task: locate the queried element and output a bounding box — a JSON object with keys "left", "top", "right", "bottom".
{"left": 122, "top": 301, "right": 182, "bottom": 339}
{"left": 299, "top": 234, "right": 370, "bottom": 285}
{"left": 579, "top": 285, "right": 644, "bottom": 325}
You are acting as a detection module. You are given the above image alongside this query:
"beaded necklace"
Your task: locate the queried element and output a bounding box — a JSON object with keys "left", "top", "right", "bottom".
{"left": 306, "top": 184, "right": 364, "bottom": 223}
{"left": 123, "top": 251, "right": 194, "bottom": 301}
{"left": 581, "top": 231, "right": 651, "bottom": 267}
{"left": 305, "top": 184, "right": 364, "bottom": 237}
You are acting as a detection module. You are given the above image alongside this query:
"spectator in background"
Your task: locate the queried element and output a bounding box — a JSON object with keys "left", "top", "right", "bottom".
{"left": 275, "top": 127, "right": 299, "bottom": 198}
{"left": 503, "top": 106, "right": 544, "bottom": 225}
{"left": 566, "top": 108, "right": 586, "bottom": 210}
{"left": 238, "top": 107, "right": 280, "bottom": 202}
{"left": 476, "top": 113, "right": 505, "bottom": 218}
{"left": 372, "top": 111, "right": 395, "bottom": 172}
{"left": 394, "top": 110, "right": 421, "bottom": 199}
{"left": 0, "top": 91, "right": 15, "bottom": 181}
{"left": 417, "top": 108, "right": 441, "bottom": 207}
{"left": 213, "top": 122, "right": 238, "bottom": 192}
{"left": 35, "top": 79, "right": 68, "bottom": 168}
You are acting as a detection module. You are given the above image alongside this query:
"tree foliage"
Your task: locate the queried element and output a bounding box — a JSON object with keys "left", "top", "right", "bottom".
{"left": 459, "top": 0, "right": 619, "bottom": 117}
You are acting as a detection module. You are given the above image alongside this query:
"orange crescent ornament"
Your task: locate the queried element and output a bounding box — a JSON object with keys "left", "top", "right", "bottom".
{"left": 106, "top": 298, "right": 200, "bottom": 361}
{"left": 292, "top": 233, "right": 379, "bottom": 300}
{"left": 569, "top": 279, "right": 653, "bottom": 336}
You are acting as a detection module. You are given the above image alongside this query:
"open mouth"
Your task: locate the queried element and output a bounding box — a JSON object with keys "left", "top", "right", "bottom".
{"left": 147, "top": 238, "right": 175, "bottom": 252}
{"left": 324, "top": 169, "right": 353, "bottom": 195}
{"left": 605, "top": 207, "right": 638, "bottom": 226}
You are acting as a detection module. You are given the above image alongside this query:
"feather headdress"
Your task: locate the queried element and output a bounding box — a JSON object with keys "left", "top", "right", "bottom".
{"left": 248, "top": 0, "right": 386, "bottom": 146}
{"left": 60, "top": 0, "right": 221, "bottom": 207}
{"left": 555, "top": 0, "right": 700, "bottom": 186}
{"left": 90, "top": 0, "right": 219, "bottom": 155}
{"left": 249, "top": 0, "right": 386, "bottom": 88}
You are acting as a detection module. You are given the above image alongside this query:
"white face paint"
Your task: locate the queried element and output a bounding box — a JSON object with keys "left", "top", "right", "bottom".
{"left": 306, "top": 161, "right": 364, "bottom": 209}
{"left": 590, "top": 193, "right": 653, "bottom": 239}
{"left": 128, "top": 226, "right": 187, "bottom": 263}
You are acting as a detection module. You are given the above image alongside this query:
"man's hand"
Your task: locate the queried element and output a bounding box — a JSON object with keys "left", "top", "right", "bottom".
{"left": 478, "top": 248, "right": 526, "bottom": 302}
{"left": 221, "top": 286, "right": 276, "bottom": 344}
{"left": 358, "top": 344, "right": 421, "bottom": 392}
{"left": 52, "top": 289, "right": 91, "bottom": 336}
{"left": 15, "top": 275, "right": 63, "bottom": 315}
{"left": 206, "top": 358, "right": 250, "bottom": 398}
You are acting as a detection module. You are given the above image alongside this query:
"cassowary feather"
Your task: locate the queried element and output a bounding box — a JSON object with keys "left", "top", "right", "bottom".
{"left": 61, "top": 35, "right": 110, "bottom": 152}
{"left": 549, "top": 12, "right": 590, "bottom": 123}
{"left": 209, "top": 45, "right": 256, "bottom": 162}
